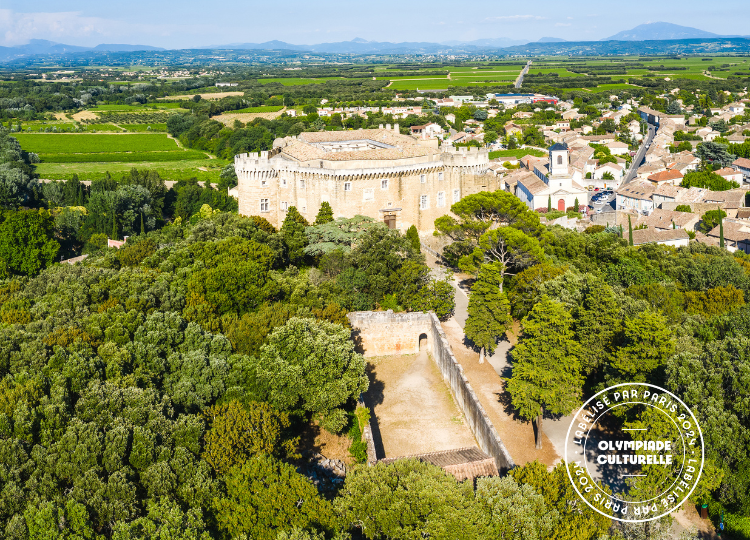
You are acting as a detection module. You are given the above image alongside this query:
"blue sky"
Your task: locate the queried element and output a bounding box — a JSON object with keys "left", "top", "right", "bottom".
{"left": 1, "top": 1, "right": 748, "bottom": 48}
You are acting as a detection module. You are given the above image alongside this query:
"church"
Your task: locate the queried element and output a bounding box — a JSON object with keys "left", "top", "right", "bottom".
{"left": 515, "top": 143, "right": 589, "bottom": 212}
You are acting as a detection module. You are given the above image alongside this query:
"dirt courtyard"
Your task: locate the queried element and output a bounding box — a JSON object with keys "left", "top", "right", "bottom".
{"left": 362, "top": 350, "right": 477, "bottom": 459}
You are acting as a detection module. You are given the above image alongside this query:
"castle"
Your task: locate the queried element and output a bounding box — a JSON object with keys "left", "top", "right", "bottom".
{"left": 235, "top": 125, "right": 502, "bottom": 232}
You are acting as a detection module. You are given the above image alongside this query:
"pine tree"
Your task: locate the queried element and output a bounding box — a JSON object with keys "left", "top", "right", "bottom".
{"left": 313, "top": 201, "right": 334, "bottom": 225}
{"left": 547, "top": 195, "right": 552, "bottom": 212}
{"left": 506, "top": 296, "right": 582, "bottom": 449}
{"left": 405, "top": 225, "right": 421, "bottom": 252}
{"left": 464, "top": 263, "right": 511, "bottom": 363}
{"left": 628, "top": 215, "right": 634, "bottom": 246}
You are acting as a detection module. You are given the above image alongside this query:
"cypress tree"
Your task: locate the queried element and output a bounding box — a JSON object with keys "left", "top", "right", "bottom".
{"left": 281, "top": 206, "right": 309, "bottom": 265}
{"left": 464, "top": 263, "right": 511, "bottom": 364}
{"left": 405, "top": 225, "right": 421, "bottom": 252}
{"left": 719, "top": 210, "right": 725, "bottom": 248}
{"left": 313, "top": 201, "right": 334, "bottom": 225}
{"left": 628, "top": 215, "right": 634, "bottom": 246}
{"left": 111, "top": 210, "right": 117, "bottom": 241}
{"left": 547, "top": 195, "right": 552, "bottom": 212}
{"left": 140, "top": 213, "right": 145, "bottom": 235}
{"left": 574, "top": 197, "right": 579, "bottom": 213}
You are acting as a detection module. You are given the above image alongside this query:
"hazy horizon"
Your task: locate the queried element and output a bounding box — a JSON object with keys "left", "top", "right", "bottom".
{"left": 1, "top": 0, "right": 749, "bottom": 49}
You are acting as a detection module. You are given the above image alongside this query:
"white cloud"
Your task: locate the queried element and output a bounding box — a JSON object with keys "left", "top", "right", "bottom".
{"left": 484, "top": 15, "right": 547, "bottom": 21}
{"left": 0, "top": 9, "right": 201, "bottom": 47}
{"left": 0, "top": 9, "right": 124, "bottom": 46}
{"left": 555, "top": 23, "right": 572, "bottom": 27}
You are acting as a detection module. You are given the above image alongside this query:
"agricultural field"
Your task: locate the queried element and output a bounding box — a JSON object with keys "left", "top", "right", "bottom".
{"left": 158, "top": 91, "right": 245, "bottom": 100}
{"left": 35, "top": 160, "right": 227, "bottom": 183}
{"left": 257, "top": 77, "right": 344, "bottom": 85}
{"left": 230, "top": 105, "right": 284, "bottom": 113}
{"left": 123, "top": 123, "right": 168, "bottom": 132}
{"left": 14, "top": 133, "right": 215, "bottom": 180}
{"left": 15, "top": 133, "right": 180, "bottom": 154}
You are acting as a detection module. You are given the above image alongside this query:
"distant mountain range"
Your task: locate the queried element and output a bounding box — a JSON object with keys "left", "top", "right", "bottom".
{"left": 0, "top": 39, "right": 164, "bottom": 61}
{"left": 1, "top": 23, "right": 750, "bottom": 64}
{"left": 605, "top": 22, "right": 722, "bottom": 41}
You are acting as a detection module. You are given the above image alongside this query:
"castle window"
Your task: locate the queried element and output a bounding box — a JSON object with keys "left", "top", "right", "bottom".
{"left": 280, "top": 201, "right": 288, "bottom": 211}
{"left": 420, "top": 195, "right": 428, "bottom": 210}
{"left": 420, "top": 174, "right": 426, "bottom": 183}
{"left": 344, "top": 182, "right": 352, "bottom": 191}
{"left": 438, "top": 172, "right": 444, "bottom": 181}
{"left": 300, "top": 179, "right": 306, "bottom": 189}
{"left": 437, "top": 191, "right": 445, "bottom": 207}
{"left": 452, "top": 189, "right": 460, "bottom": 203}
{"left": 261, "top": 179, "right": 268, "bottom": 187}
{"left": 260, "top": 199, "right": 269, "bottom": 212}
{"left": 364, "top": 188, "right": 374, "bottom": 201}
{"left": 381, "top": 178, "right": 388, "bottom": 190}
{"left": 281, "top": 177, "right": 287, "bottom": 187}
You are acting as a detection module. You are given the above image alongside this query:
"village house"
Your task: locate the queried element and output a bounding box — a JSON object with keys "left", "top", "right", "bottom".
{"left": 617, "top": 182, "right": 656, "bottom": 213}
{"left": 732, "top": 157, "right": 750, "bottom": 182}
{"left": 410, "top": 123, "right": 444, "bottom": 139}
{"left": 623, "top": 228, "right": 691, "bottom": 247}
{"left": 707, "top": 221, "right": 750, "bottom": 253}
{"left": 714, "top": 167, "right": 744, "bottom": 185}
{"left": 633, "top": 208, "right": 700, "bottom": 231}
{"left": 647, "top": 169, "right": 684, "bottom": 187}
{"left": 606, "top": 141, "right": 630, "bottom": 156}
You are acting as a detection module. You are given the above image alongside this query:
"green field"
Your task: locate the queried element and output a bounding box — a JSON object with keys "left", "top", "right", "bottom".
{"left": 489, "top": 148, "right": 547, "bottom": 160}
{"left": 230, "top": 105, "right": 284, "bottom": 113}
{"left": 258, "top": 77, "right": 343, "bottom": 85}
{"left": 123, "top": 124, "right": 168, "bottom": 132}
{"left": 36, "top": 160, "right": 226, "bottom": 183}
{"left": 15, "top": 133, "right": 180, "bottom": 153}
{"left": 40, "top": 151, "right": 208, "bottom": 163}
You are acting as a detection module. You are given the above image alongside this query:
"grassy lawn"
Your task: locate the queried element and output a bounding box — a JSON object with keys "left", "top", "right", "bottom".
{"left": 490, "top": 148, "right": 547, "bottom": 160}
{"left": 15, "top": 133, "right": 180, "bottom": 153}
{"left": 36, "top": 160, "right": 227, "bottom": 183}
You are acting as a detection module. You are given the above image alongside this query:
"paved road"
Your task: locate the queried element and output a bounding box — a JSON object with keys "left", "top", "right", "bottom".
{"left": 622, "top": 124, "right": 656, "bottom": 186}
{"left": 515, "top": 61, "right": 532, "bottom": 89}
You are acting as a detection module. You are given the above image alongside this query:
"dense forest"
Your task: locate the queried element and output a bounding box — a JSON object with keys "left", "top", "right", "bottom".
{"left": 438, "top": 191, "right": 750, "bottom": 537}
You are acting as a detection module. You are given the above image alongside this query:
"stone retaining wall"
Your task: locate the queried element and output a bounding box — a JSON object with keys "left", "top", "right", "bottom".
{"left": 347, "top": 310, "right": 515, "bottom": 472}
{"left": 427, "top": 313, "right": 515, "bottom": 473}
{"left": 347, "top": 311, "right": 433, "bottom": 357}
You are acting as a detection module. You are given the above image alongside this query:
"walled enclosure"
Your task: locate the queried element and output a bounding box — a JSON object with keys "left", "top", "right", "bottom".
{"left": 347, "top": 310, "right": 515, "bottom": 472}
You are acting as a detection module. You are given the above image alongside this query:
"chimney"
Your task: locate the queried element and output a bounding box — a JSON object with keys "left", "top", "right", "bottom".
{"left": 379, "top": 124, "right": 384, "bottom": 129}
{"left": 386, "top": 123, "right": 391, "bottom": 131}
{"left": 393, "top": 122, "right": 399, "bottom": 133}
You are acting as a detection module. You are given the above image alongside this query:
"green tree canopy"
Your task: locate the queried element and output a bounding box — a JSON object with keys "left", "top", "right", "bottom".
{"left": 253, "top": 317, "right": 369, "bottom": 432}
{"left": 506, "top": 296, "right": 582, "bottom": 448}
{"left": 465, "top": 262, "right": 511, "bottom": 356}
{"left": 213, "top": 455, "right": 333, "bottom": 540}
{"left": 0, "top": 209, "right": 59, "bottom": 277}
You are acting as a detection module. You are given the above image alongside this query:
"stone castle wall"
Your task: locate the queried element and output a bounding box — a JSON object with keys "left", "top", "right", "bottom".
{"left": 347, "top": 310, "right": 515, "bottom": 472}
{"left": 236, "top": 146, "right": 496, "bottom": 232}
